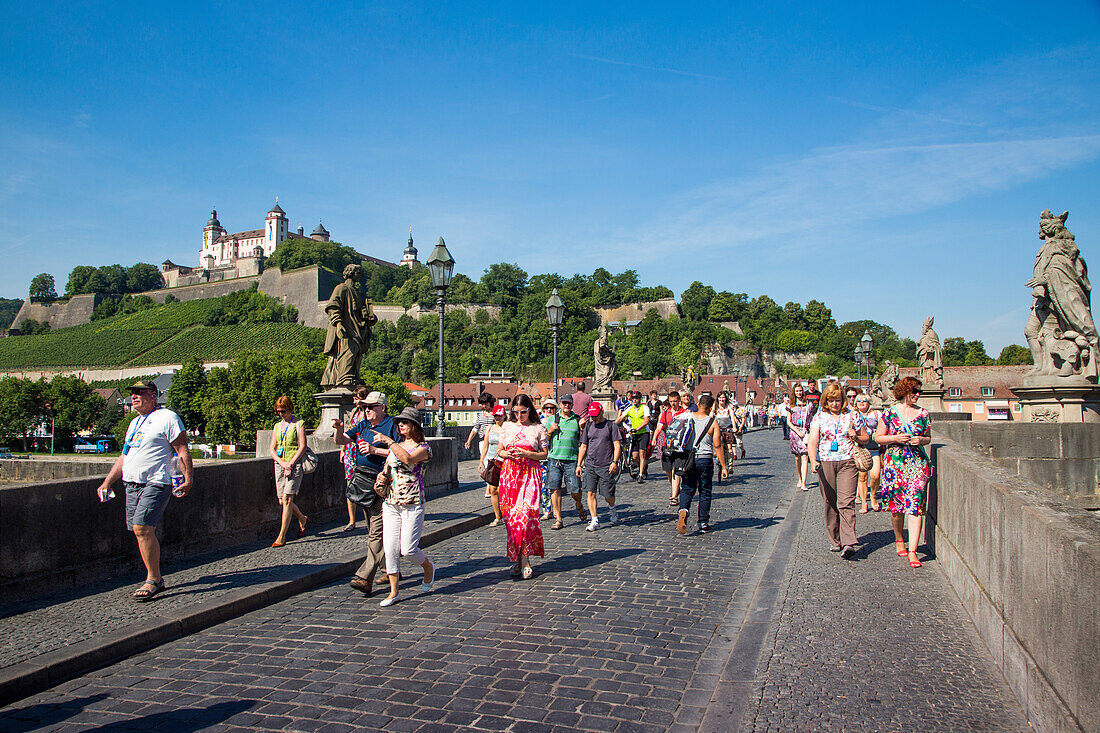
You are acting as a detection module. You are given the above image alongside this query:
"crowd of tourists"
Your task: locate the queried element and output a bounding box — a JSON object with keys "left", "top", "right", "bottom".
{"left": 96, "top": 369, "right": 931, "bottom": 606}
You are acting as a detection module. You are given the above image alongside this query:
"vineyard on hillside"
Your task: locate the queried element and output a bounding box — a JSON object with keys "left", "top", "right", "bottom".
{"left": 0, "top": 299, "right": 324, "bottom": 369}
{"left": 134, "top": 324, "right": 322, "bottom": 365}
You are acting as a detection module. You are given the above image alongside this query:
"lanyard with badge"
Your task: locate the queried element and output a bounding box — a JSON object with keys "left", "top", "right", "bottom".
{"left": 276, "top": 422, "right": 290, "bottom": 457}
{"left": 123, "top": 410, "right": 155, "bottom": 455}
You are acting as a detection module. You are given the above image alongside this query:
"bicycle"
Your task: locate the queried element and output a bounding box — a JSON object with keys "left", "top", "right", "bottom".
{"left": 617, "top": 432, "right": 640, "bottom": 480}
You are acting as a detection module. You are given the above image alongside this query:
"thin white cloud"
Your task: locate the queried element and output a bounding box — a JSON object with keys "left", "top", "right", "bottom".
{"left": 569, "top": 53, "right": 726, "bottom": 82}
{"left": 619, "top": 134, "right": 1100, "bottom": 261}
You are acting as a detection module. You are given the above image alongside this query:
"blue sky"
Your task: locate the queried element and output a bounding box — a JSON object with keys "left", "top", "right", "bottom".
{"left": 2, "top": 1, "right": 1099, "bottom": 353}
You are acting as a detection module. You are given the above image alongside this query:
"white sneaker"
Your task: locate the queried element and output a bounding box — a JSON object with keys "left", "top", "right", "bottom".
{"left": 608, "top": 507, "right": 620, "bottom": 524}
{"left": 586, "top": 519, "right": 599, "bottom": 532}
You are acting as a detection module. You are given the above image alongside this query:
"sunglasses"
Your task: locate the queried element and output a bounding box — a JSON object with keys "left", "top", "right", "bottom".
{"left": 275, "top": 409, "right": 288, "bottom": 415}
{"left": 514, "top": 407, "right": 530, "bottom": 413}
{"left": 910, "top": 390, "right": 922, "bottom": 396}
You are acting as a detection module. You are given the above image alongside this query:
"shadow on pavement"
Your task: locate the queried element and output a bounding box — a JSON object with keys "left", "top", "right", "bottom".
{"left": 1, "top": 694, "right": 256, "bottom": 732}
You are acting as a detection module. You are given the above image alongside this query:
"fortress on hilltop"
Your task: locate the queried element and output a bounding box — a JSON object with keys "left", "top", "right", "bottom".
{"left": 161, "top": 199, "right": 416, "bottom": 288}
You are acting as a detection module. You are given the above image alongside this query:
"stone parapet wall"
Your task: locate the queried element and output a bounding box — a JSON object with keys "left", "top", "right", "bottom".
{"left": 930, "top": 435, "right": 1100, "bottom": 732}
{"left": 937, "top": 422, "right": 1100, "bottom": 508}
{"left": 0, "top": 436, "right": 458, "bottom": 597}
{"left": 0, "top": 458, "right": 117, "bottom": 483}
{"left": 11, "top": 294, "right": 102, "bottom": 331}
{"left": 140, "top": 275, "right": 262, "bottom": 304}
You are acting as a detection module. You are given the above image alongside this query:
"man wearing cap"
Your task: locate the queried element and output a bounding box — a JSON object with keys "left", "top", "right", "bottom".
{"left": 96, "top": 380, "right": 192, "bottom": 602}
{"left": 575, "top": 402, "right": 622, "bottom": 531}
{"left": 542, "top": 395, "right": 585, "bottom": 529}
{"left": 615, "top": 391, "right": 651, "bottom": 483}
{"left": 333, "top": 390, "right": 400, "bottom": 597}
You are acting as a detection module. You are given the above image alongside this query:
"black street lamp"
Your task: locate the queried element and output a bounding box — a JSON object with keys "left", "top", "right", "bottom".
{"left": 545, "top": 288, "right": 565, "bottom": 403}
{"left": 426, "top": 237, "right": 455, "bottom": 437}
{"left": 860, "top": 330, "right": 874, "bottom": 392}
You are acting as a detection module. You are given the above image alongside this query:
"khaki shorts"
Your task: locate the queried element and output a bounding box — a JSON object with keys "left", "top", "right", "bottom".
{"left": 274, "top": 462, "right": 303, "bottom": 498}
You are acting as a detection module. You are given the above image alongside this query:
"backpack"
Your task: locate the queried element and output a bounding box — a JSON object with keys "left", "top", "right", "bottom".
{"left": 665, "top": 413, "right": 695, "bottom": 454}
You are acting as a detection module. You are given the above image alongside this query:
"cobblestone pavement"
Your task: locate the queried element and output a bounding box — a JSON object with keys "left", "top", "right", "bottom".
{"left": 0, "top": 462, "right": 490, "bottom": 670}
{"left": 737, "top": 465, "right": 1030, "bottom": 731}
{"left": 0, "top": 432, "right": 1028, "bottom": 732}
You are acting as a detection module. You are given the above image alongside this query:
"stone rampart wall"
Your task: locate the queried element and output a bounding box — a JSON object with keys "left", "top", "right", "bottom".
{"left": 0, "top": 436, "right": 458, "bottom": 597}
{"left": 930, "top": 434, "right": 1099, "bottom": 732}
{"left": 595, "top": 298, "right": 679, "bottom": 325}
{"left": 140, "top": 276, "right": 262, "bottom": 304}
{"left": 11, "top": 294, "right": 102, "bottom": 331}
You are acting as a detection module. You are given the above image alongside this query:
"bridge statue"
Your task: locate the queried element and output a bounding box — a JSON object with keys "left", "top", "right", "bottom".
{"left": 871, "top": 360, "right": 899, "bottom": 410}
{"left": 1024, "top": 210, "right": 1098, "bottom": 382}
{"left": 321, "top": 263, "right": 377, "bottom": 389}
{"left": 592, "top": 324, "right": 617, "bottom": 394}
{"left": 915, "top": 317, "right": 944, "bottom": 389}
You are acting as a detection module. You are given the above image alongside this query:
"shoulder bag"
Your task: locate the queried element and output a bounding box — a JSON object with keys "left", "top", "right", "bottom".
{"left": 346, "top": 466, "right": 382, "bottom": 508}
{"left": 300, "top": 447, "right": 319, "bottom": 474}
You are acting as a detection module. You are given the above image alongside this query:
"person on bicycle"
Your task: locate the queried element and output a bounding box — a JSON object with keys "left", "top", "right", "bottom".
{"left": 615, "top": 390, "right": 651, "bottom": 483}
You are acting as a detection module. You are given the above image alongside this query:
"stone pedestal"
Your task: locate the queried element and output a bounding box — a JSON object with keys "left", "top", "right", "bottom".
{"left": 312, "top": 387, "right": 356, "bottom": 439}
{"left": 1011, "top": 378, "right": 1100, "bottom": 423}
{"left": 916, "top": 387, "right": 945, "bottom": 413}
{"left": 591, "top": 391, "right": 619, "bottom": 419}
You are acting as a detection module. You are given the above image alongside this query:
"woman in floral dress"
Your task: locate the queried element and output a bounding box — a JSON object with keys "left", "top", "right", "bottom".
{"left": 497, "top": 393, "right": 549, "bottom": 579}
{"left": 786, "top": 384, "right": 811, "bottom": 491}
{"left": 874, "top": 376, "right": 932, "bottom": 568}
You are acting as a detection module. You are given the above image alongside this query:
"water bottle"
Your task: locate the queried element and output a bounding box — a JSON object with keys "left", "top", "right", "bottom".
{"left": 171, "top": 455, "right": 185, "bottom": 497}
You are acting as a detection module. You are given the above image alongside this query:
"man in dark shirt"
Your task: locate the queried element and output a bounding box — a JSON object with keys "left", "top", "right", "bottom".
{"left": 333, "top": 391, "right": 400, "bottom": 596}
{"left": 804, "top": 381, "right": 822, "bottom": 420}
{"left": 576, "top": 403, "right": 621, "bottom": 531}
{"left": 571, "top": 383, "right": 593, "bottom": 428}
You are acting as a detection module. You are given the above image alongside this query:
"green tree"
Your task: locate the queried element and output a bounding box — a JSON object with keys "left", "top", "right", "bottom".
{"left": 0, "top": 298, "right": 23, "bottom": 329}
{"left": 265, "top": 238, "right": 364, "bottom": 273}
{"left": 29, "top": 273, "right": 57, "bottom": 302}
{"left": 168, "top": 358, "right": 208, "bottom": 433}
{"left": 479, "top": 263, "right": 528, "bottom": 310}
{"left": 707, "top": 292, "right": 746, "bottom": 322}
{"left": 126, "top": 263, "right": 165, "bottom": 293}
{"left": 997, "top": 344, "right": 1034, "bottom": 366}
{"left": 679, "top": 281, "right": 716, "bottom": 321}
{"left": 0, "top": 377, "right": 45, "bottom": 450}
{"left": 18, "top": 319, "right": 50, "bottom": 335}
{"left": 46, "top": 376, "right": 106, "bottom": 448}
{"left": 774, "top": 329, "right": 816, "bottom": 351}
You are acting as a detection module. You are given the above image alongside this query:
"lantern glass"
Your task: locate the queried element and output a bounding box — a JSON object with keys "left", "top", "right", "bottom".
{"left": 426, "top": 237, "right": 455, "bottom": 290}
{"left": 545, "top": 288, "right": 565, "bottom": 327}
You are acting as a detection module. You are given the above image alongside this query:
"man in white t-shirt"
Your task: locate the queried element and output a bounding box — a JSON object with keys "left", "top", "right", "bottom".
{"left": 97, "top": 380, "right": 192, "bottom": 602}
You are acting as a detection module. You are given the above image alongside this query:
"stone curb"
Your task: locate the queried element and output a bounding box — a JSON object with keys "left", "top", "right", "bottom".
{"left": 0, "top": 507, "right": 497, "bottom": 708}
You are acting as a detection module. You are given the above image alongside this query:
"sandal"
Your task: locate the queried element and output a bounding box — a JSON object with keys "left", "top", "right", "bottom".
{"left": 550, "top": 520, "right": 563, "bottom": 530}
{"left": 669, "top": 496, "right": 678, "bottom": 507}
{"left": 272, "top": 539, "right": 286, "bottom": 548}
{"left": 908, "top": 551, "right": 922, "bottom": 568}
{"left": 296, "top": 517, "right": 309, "bottom": 538}
{"left": 342, "top": 523, "right": 356, "bottom": 532}
{"left": 133, "top": 579, "right": 166, "bottom": 602}
{"left": 522, "top": 566, "right": 535, "bottom": 580}
{"left": 510, "top": 564, "right": 521, "bottom": 577}
{"left": 488, "top": 518, "right": 501, "bottom": 527}
{"left": 895, "top": 540, "right": 907, "bottom": 556}
{"left": 859, "top": 507, "right": 869, "bottom": 514}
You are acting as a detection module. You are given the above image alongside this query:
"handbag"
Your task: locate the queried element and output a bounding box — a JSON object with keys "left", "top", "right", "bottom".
{"left": 479, "top": 459, "right": 502, "bottom": 485}
{"left": 852, "top": 445, "right": 873, "bottom": 472}
{"left": 300, "top": 447, "right": 319, "bottom": 474}
{"left": 373, "top": 467, "right": 392, "bottom": 500}
{"left": 674, "top": 415, "right": 715, "bottom": 478}
{"left": 346, "top": 466, "right": 381, "bottom": 507}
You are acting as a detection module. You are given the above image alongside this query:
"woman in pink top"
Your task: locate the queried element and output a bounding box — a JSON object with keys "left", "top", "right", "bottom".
{"left": 496, "top": 393, "right": 549, "bottom": 579}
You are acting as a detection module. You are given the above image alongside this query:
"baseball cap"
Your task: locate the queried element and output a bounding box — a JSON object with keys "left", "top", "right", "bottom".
{"left": 127, "top": 379, "right": 158, "bottom": 394}
{"left": 559, "top": 395, "right": 573, "bottom": 404}
{"left": 362, "top": 391, "right": 387, "bottom": 407}
{"left": 492, "top": 405, "right": 507, "bottom": 416}
{"left": 588, "top": 403, "right": 602, "bottom": 417}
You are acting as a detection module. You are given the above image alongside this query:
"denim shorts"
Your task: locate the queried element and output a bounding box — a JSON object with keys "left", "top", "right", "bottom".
{"left": 544, "top": 458, "right": 580, "bottom": 494}
{"left": 125, "top": 481, "right": 172, "bottom": 530}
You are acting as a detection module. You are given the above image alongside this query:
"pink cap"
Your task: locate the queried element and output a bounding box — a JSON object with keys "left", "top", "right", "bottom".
{"left": 588, "top": 403, "right": 602, "bottom": 417}
{"left": 492, "top": 405, "right": 507, "bottom": 416}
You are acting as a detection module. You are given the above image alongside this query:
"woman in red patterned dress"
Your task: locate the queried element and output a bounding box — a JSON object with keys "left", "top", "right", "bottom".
{"left": 496, "top": 393, "right": 549, "bottom": 579}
